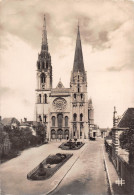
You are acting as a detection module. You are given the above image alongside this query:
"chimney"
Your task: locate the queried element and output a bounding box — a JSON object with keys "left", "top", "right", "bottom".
{"left": 24, "top": 118, "right": 27, "bottom": 122}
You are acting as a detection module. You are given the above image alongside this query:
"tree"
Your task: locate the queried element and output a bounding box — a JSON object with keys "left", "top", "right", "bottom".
{"left": 119, "top": 128, "right": 134, "bottom": 165}
{"left": 36, "top": 123, "right": 46, "bottom": 144}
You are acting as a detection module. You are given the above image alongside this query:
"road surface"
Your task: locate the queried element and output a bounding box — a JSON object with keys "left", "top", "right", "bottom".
{"left": 0, "top": 139, "right": 108, "bottom": 195}
{"left": 51, "top": 139, "right": 108, "bottom": 195}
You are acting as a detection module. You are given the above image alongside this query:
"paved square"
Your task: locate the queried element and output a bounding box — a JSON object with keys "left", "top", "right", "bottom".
{"left": 0, "top": 139, "right": 108, "bottom": 195}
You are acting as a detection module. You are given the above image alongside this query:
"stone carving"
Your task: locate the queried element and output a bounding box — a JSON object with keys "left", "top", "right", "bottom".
{"left": 53, "top": 98, "right": 67, "bottom": 111}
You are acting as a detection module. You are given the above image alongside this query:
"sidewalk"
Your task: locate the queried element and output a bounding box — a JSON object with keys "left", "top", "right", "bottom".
{"left": 104, "top": 147, "right": 127, "bottom": 195}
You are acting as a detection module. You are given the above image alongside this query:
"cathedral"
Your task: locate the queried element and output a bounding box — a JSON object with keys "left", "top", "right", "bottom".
{"left": 35, "top": 16, "right": 94, "bottom": 140}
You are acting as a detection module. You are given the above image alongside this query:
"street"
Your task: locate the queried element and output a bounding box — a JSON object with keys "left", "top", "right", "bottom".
{"left": 51, "top": 139, "right": 108, "bottom": 195}
{"left": 0, "top": 139, "right": 108, "bottom": 195}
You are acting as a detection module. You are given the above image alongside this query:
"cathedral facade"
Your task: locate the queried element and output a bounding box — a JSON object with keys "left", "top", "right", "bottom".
{"left": 35, "top": 16, "right": 94, "bottom": 140}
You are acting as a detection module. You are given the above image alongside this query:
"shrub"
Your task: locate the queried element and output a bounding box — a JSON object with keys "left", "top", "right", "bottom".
{"left": 64, "top": 142, "right": 70, "bottom": 146}
{"left": 38, "top": 163, "right": 46, "bottom": 176}
{"left": 61, "top": 154, "right": 66, "bottom": 159}
{"left": 56, "top": 153, "right": 62, "bottom": 157}
{"left": 46, "top": 155, "right": 63, "bottom": 164}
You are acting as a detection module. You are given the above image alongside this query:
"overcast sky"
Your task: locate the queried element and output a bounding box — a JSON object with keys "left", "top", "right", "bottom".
{"left": 0, "top": 0, "right": 134, "bottom": 127}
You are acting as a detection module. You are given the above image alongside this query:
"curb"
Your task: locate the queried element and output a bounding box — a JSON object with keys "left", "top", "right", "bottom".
{"left": 46, "top": 143, "right": 87, "bottom": 195}
{"left": 102, "top": 145, "right": 114, "bottom": 195}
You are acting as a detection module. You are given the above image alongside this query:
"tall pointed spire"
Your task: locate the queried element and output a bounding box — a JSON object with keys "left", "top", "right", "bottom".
{"left": 41, "top": 15, "right": 48, "bottom": 51}
{"left": 73, "top": 24, "right": 85, "bottom": 73}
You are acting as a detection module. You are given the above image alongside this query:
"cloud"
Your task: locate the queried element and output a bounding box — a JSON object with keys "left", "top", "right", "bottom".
{"left": 0, "top": 0, "right": 134, "bottom": 126}
{"left": 107, "top": 65, "right": 126, "bottom": 72}
{"left": 0, "top": 0, "right": 133, "bottom": 51}
{"left": 0, "top": 86, "right": 15, "bottom": 97}
{"left": 106, "top": 19, "right": 134, "bottom": 71}
{"left": 22, "top": 99, "right": 31, "bottom": 107}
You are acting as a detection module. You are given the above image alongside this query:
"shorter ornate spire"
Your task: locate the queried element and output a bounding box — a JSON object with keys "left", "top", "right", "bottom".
{"left": 88, "top": 98, "right": 93, "bottom": 108}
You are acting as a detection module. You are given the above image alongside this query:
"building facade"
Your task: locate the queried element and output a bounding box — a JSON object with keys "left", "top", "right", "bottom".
{"left": 35, "top": 16, "right": 94, "bottom": 140}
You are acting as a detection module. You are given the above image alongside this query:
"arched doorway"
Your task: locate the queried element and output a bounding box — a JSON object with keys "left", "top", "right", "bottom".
{"left": 57, "top": 129, "right": 63, "bottom": 140}
{"left": 51, "top": 129, "right": 56, "bottom": 139}
{"left": 64, "top": 129, "right": 69, "bottom": 139}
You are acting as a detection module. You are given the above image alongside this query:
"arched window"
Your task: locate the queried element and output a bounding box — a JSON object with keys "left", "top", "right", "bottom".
{"left": 88, "top": 110, "right": 90, "bottom": 120}
{"left": 81, "top": 93, "right": 83, "bottom": 100}
{"left": 73, "top": 113, "right": 77, "bottom": 121}
{"left": 80, "top": 113, "right": 83, "bottom": 121}
{"left": 46, "top": 61, "right": 48, "bottom": 69}
{"left": 57, "top": 114, "right": 63, "bottom": 128}
{"left": 39, "top": 115, "right": 42, "bottom": 122}
{"left": 40, "top": 73, "right": 46, "bottom": 83}
{"left": 83, "top": 77, "right": 84, "bottom": 82}
{"left": 44, "top": 115, "right": 47, "bottom": 123}
{"left": 78, "top": 84, "right": 80, "bottom": 93}
{"left": 74, "top": 94, "right": 76, "bottom": 100}
{"left": 39, "top": 94, "right": 41, "bottom": 103}
{"left": 52, "top": 116, "right": 55, "bottom": 126}
{"left": 51, "top": 129, "right": 56, "bottom": 139}
{"left": 42, "top": 61, "right": 44, "bottom": 69}
{"left": 37, "top": 62, "right": 40, "bottom": 70}
{"left": 64, "top": 129, "right": 69, "bottom": 139}
{"left": 44, "top": 94, "right": 47, "bottom": 103}
{"left": 65, "top": 116, "right": 68, "bottom": 127}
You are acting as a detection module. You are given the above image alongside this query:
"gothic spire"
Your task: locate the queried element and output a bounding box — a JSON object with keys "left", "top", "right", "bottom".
{"left": 73, "top": 24, "right": 85, "bottom": 73}
{"left": 41, "top": 15, "right": 48, "bottom": 51}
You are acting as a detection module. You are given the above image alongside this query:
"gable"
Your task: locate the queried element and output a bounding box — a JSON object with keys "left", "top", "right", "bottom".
{"left": 117, "top": 108, "right": 134, "bottom": 128}
{"left": 56, "top": 80, "right": 65, "bottom": 89}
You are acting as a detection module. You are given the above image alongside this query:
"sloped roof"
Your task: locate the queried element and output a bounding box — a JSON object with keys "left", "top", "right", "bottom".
{"left": 20, "top": 122, "right": 30, "bottom": 126}
{"left": 51, "top": 88, "right": 71, "bottom": 93}
{"left": 1, "top": 118, "right": 20, "bottom": 126}
{"left": 117, "top": 108, "right": 134, "bottom": 128}
{"left": 56, "top": 80, "right": 65, "bottom": 89}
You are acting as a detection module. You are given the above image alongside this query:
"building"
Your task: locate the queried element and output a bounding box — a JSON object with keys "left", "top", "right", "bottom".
{"left": 1, "top": 117, "right": 20, "bottom": 129}
{"left": 100, "top": 128, "right": 111, "bottom": 138}
{"left": 35, "top": 16, "right": 94, "bottom": 140}
{"left": 112, "top": 107, "right": 134, "bottom": 156}
{"left": 88, "top": 99, "right": 101, "bottom": 139}
{"left": 19, "top": 118, "right": 37, "bottom": 136}
{"left": 105, "top": 107, "right": 134, "bottom": 194}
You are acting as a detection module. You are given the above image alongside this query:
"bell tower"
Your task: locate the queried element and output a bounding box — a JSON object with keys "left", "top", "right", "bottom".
{"left": 36, "top": 15, "right": 52, "bottom": 91}
{"left": 70, "top": 25, "right": 88, "bottom": 139}
{"left": 35, "top": 15, "right": 52, "bottom": 125}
